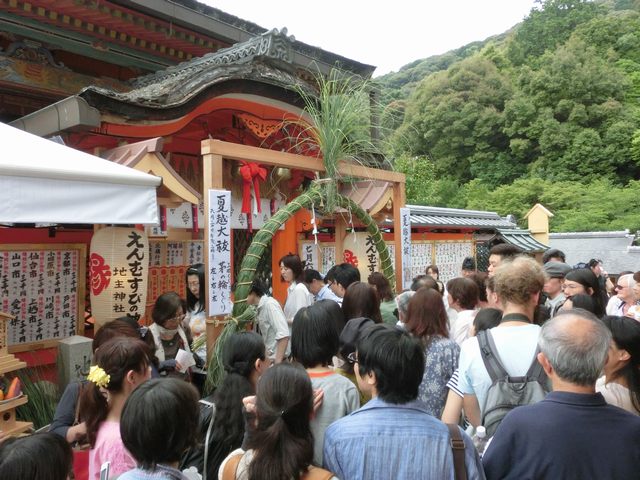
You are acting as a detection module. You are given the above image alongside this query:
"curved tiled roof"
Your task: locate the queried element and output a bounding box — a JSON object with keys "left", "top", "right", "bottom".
{"left": 79, "top": 30, "right": 316, "bottom": 116}
{"left": 408, "top": 205, "right": 516, "bottom": 229}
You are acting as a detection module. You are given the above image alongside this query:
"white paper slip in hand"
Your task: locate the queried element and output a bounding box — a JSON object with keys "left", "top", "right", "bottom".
{"left": 176, "top": 348, "right": 196, "bottom": 373}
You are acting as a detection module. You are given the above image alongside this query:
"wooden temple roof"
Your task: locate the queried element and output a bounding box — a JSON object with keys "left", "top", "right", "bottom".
{"left": 78, "top": 29, "right": 317, "bottom": 118}
{"left": 0, "top": 0, "right": 374, "bottom": 75}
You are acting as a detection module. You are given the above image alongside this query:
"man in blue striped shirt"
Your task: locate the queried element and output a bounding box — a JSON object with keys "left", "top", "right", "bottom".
{"left": 323, "top": 324, "right": 485, "bottom": 480}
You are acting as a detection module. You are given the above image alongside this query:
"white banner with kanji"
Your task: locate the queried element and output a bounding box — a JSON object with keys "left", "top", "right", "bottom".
{"left": 207, "top": 190, "right": 232, "bottom": 315}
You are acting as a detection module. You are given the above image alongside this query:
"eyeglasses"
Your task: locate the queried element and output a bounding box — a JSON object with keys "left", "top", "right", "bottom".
{"left": 346, "top": 352, "right": 358, "bottom": 364}
{"left": 166, "top": 313, "right": 185, "bottom": 325}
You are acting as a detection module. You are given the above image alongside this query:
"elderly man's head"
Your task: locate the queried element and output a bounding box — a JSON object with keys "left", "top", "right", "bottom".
{"left": 538, "top": 310, "right": 611, "bottom": 387}
{"left": 615, "top": 274, "right": 637, "bottom": 303}
{"left": 395, "top": 290, "right": 415, "bottom": 323}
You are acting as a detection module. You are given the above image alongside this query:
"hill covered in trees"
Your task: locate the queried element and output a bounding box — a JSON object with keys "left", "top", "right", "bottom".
{"left": 379, "top": 0, "right": 640, "bottom": 233}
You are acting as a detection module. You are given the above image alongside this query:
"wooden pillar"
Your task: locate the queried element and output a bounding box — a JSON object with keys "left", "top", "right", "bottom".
{"left": 335, "top": 215, "right": 347, "bottom": 266}
{"left": 271, "top": 220, "right": 298, "bottom": 306}
{"left": 392, "top": 181, "right": 406, "bottom": 294}
{"left": 203, "top": 151, "right": 225, "bottom": 363}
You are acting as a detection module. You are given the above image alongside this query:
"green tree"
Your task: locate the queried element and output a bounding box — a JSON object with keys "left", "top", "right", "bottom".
{"left": 393, "top": 154, "right": 436, "bottom": 205}
{"left": 396, "top": 56, "right": 516, "bottom": 186}
{"left": 512, "top": 37, "right": 633, "bottom": 181}
{"left": 507, "top": 0, "right": 604, "bottom": 65}
{"left": 385, "top": 0, "right": 640, "bottom": 232}
{"left": 464, "top": 177, "right": 640, "bottom": 232}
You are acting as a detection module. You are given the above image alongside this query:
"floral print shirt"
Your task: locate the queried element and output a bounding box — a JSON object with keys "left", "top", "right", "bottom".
{"left": 417, "top": 335, "right": 460, "bottom": 418}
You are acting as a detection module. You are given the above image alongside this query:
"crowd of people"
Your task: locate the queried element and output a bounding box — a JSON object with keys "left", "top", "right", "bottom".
{"left": 2, "top": 248, "right": 640, "bottom": 480}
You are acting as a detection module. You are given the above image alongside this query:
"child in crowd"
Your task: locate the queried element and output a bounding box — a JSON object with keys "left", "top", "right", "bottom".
{"left": 83, "top": 337, "right": 152, "bottom": 479}
{"left": 119, "top": 378, "right": 201, "bottom": 480}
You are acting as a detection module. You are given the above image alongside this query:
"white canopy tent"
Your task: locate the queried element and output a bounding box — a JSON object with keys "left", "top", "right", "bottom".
{"left": 0, "top": 122, "right": 161, "bottom": 224}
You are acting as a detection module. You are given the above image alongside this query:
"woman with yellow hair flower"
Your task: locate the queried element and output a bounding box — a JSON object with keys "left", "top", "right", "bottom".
{"left": 80, "top": 336, "right": 151, "bottom": 480}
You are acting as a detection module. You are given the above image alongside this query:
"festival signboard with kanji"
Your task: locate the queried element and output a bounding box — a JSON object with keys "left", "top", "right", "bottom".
{"left": 0, "top": 244, "right": 86, "bottom": 352}
{"left": 207, "top": 189, "right": 232, "bottom": 316}
{"left": 144, "top": 240, "right": 205, "bottom": 324}
{"left": 400, "top": 207, "right": 412, "bottom": 290}
{"left": 299, "top": 242, "right": 319, "bottom": 271}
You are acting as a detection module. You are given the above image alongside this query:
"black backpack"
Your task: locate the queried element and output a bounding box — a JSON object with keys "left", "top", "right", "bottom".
{"left": 477, "top": 329, "right": 550, "bottom": 437}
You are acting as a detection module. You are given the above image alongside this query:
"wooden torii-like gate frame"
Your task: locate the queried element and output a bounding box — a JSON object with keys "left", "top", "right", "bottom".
{"left": 201, "top": 139, "right": 407, "bottom": 359}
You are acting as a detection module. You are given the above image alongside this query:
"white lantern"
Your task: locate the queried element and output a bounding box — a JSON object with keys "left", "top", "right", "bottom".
{"left": 90, "top": 227, "right": 149, "bottom": 329}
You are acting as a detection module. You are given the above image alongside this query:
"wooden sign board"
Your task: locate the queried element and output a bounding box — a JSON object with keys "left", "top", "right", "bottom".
{"left": 143, "top": 240, "right": 205, "bottom": 324}
{"left": 0, "top": 244, "right": 86, "bottom": 353}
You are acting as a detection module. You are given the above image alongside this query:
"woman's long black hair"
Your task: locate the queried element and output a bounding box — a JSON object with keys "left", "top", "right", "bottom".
{"left": 564, "top": 269, "right": 606, "bottom": 317}
{"left": 246, "top": 363, "right": 314, "bottom": 480}
{"left": 602, "top": 315, "right": 640, "bottom": 413}
{"left": 208, "top": 331, "right": 265, "bottom": 475}
{"left": 186, "top": 264, "right": 205, "bottom": 314}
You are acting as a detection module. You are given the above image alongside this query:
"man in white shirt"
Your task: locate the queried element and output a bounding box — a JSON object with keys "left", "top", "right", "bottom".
{"left": 458, "top": 255, "right": 545, "bottom": 426}
{"left": 246, "top": 279, "right": 290, "bottom": 363}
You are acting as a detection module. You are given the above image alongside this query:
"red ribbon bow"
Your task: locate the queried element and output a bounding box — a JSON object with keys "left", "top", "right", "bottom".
{"left": 239, "top": 161, "right": 267, "bottom": 214}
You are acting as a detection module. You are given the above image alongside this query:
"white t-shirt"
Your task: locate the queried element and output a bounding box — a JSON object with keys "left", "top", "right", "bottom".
{"left": 450, "top": 309, "right": 477, "bottom": 345}
{"left": 606, "top": 296, "right": 624, "bottom": 316}
{"left": 457, "top": 324, "right": 541, "bottom": 413}
{"left": 596, "top": 376, "right": 640, "bottom": 415}
{"left": 283, "top": 282, "right": 313, "bottom": 325}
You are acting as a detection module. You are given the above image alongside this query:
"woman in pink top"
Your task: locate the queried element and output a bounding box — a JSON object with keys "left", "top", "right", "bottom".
{"left": 81, "top": 336, "right": 152, "bottom": 479}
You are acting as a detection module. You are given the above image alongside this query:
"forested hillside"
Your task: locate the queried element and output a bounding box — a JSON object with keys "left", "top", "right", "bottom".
{"left": 380, "top": 0, "right": 640, "bottom": 232}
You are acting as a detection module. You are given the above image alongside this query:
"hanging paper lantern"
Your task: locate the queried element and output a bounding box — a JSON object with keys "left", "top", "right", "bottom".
{"left": 90, "top": 227, "right": 149, "bottom": 329}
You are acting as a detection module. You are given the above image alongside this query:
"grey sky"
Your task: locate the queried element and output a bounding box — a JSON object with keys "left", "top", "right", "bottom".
{"left": 205, "top": 0, "right": 538, "bottom": 76}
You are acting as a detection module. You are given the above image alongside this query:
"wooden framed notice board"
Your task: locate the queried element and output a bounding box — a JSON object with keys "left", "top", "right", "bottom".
{"left": 0, "top": 244, "right": 86, "bottom": 353}
{"left": 142, "top": 240, "right": 205, "bottom": 324}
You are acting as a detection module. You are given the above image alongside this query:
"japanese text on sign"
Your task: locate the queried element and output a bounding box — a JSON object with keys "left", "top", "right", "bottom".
{"left": 299, "top": 242, "right": 319, "bottom": 271}
{"left": 400, "top": 207, "right": 412, "bottom": 290}
{"left": 207, "top": 190, "right": 232, "bottom": 315}
{"left": 0, "top": 249, "right": 79, "bottom": 346}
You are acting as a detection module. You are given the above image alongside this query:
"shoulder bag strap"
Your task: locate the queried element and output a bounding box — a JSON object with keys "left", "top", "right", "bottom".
{"left": 74, "top": 382, "right": 84, "bottom": 425}
{"left": 202, "top": 401, "right": 216, "bottom": 480}
{"left": 525, "top": 346, "right": 547, "bottom": 384}
{"left": 221, "top": 453, "right": 243, "bottom": 480}
{"left": 302, "top": 466, "right": 335, "bottom": 480}
{"left": 477, "top": 330, "right": 508, "bottom": 382}
{"left": 446, "top": 423, "right": 467, "bottom": 480}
